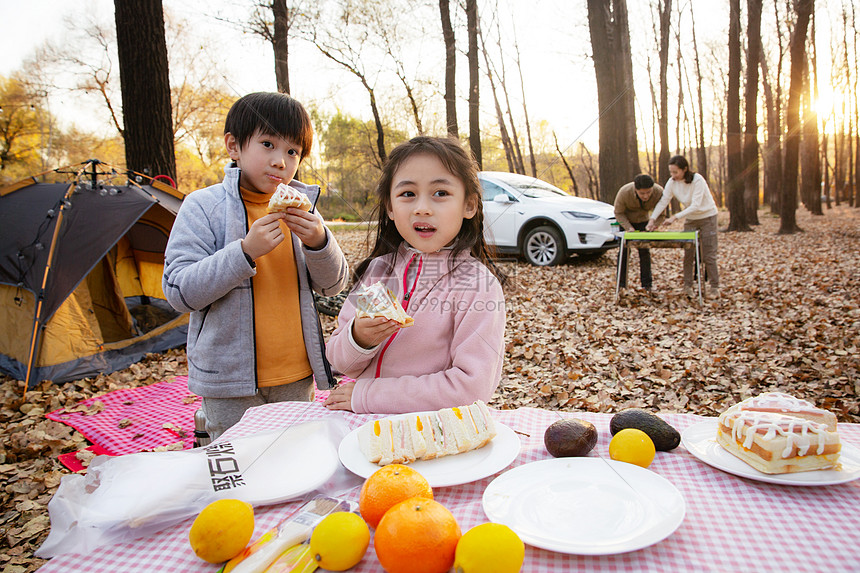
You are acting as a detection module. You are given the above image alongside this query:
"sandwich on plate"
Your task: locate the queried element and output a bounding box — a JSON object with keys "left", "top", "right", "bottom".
{"left": 359, "top": 401, "right": 497, "bottom": 466}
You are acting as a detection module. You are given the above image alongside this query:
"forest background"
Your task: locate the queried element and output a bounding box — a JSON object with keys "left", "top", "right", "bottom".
{"left": 2, "top": 0, "right": 860, "bottom": 225}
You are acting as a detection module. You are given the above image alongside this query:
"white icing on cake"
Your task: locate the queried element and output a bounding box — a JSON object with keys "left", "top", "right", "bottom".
{"left": 721, "top": 410, "right": 830, "bottom": 458}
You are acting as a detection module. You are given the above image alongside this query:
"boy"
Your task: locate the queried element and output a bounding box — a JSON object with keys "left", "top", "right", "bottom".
{"left": 163, "top": 92, "right": 349, "bottom": 439}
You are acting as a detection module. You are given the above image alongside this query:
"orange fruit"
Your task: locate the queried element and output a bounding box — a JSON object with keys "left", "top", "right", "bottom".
{"left": 609, "top": 428, "right": 656, "bottom": 468}
{"left": 359, "top": 464, "right": 433, "bottom": 528}
{"left": 188, "top": 499, "right": 254, "bottom": 563}
{"left": 374, "top": 497, "right": 461, "bottom": 573}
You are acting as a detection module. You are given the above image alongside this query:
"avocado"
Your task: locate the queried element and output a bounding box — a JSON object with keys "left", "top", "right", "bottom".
{"left": 544, "top": 418, "right": 598, "bottom": 457}
{"left": 609, "top": 409, "right": 681, "bottom": 451}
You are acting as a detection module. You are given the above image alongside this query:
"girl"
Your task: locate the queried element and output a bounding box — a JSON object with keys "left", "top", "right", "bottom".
{"left": 324, "top": 136, "right": 506, "bottom": 414}
{"left": 647, "top": 155, "right": 720, "bottom": 299}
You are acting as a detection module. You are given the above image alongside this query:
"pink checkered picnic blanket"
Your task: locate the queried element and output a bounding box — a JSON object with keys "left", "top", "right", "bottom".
{"left": 47, "top": 376, "right": 201, "bottom": 455}
{"left": 47, "top": 376, "right": 335, "bottom": 459}
{"left": 40, "top": 402, "right": 860, "bottom": 572}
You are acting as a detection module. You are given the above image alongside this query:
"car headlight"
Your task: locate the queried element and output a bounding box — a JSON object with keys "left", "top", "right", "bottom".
{"left": 562, "top": 211, "right": 600, "bottom": 220}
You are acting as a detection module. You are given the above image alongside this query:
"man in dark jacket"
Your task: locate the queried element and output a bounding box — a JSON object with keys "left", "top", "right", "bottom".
{"left": 614, "top": 174, "right": 664, "bottom": 290}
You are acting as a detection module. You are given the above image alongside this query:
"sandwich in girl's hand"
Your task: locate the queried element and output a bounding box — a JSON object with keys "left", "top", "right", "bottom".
{"left": 358, "top": 401, "right": 496, "bottom": 465}
{"left": 355, "top": 281, "right": 414, "bottom": 327}
{"left": 267, "top": 183, "right": 313, "bottom": 213}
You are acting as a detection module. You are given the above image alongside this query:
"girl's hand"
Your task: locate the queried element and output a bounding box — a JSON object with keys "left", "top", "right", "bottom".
{"left": 353, "top": 316, "right": 400, "bottom": 349}
{"left": 283, "top": 208, "right": 326, "bottom": 250}
{"left": 324, "top": 380, "right": 355, "bottom": 411}
{"left": 243, "top": 213, "right": 287, "bottom": 259}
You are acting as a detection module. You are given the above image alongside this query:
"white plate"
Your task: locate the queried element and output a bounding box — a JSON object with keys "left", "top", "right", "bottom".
{"left": 218, "top": 421, "right": 342, "bottom": 505}
{"left": 338, "top": 415, "right": 520, "bottom": 487}
{"left": 681, "top": 419, "right": 860, "bottom": 486}
{"left": 482, "top": 458, "right": 685, "bottom": 555}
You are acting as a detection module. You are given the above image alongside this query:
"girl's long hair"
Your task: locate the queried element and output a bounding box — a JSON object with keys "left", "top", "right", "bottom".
{"left": 354, "top": 136, "right": 506, "bottom": 285}
{"left": 669, "top": 155, "right": 695, "bottom": 184}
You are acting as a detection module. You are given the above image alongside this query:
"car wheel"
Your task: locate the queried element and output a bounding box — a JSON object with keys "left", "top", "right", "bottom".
{"left": 313, "top": 291, "right": 346, "bottom": 317}
{"left": 523, "top": 225, "right": 565, "bottom": 266}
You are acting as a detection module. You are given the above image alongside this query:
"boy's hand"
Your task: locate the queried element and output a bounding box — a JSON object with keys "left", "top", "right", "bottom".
{"left": 242, "top": 213, "right": 287, "bottom": 260}
{"left": 353, "top": 316, "right": 400, "bottom": 349}
{"left": 284, "top": 208, "right": 326, "bottom": 250}
{"left": 324, "top": 380, "right": 355, "bottom": 412}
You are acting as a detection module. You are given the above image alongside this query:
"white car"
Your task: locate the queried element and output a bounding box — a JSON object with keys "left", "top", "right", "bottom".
{"left": 480, "top": 171, "right": 621, "bottom": 266}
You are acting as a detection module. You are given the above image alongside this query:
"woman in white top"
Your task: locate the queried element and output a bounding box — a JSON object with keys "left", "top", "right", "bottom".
{"left": 646, "top": 155, "right": 720, "bottom": 298}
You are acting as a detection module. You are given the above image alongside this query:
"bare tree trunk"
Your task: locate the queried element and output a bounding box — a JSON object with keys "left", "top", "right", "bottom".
{"left": 586, "top": 0, "right": 640, "bottom": 204}
{"left": 726, "top": 0, "right": 750, "bottom": 231}
{"left": 671, "top": 6, "right": 683, "bottom": 213}
{"left": 801, "top": 12, "right": 823, "bottom": 215}
{"left": 645, "top": 55, "right": 657, "bottom": 176}
{"left": 854, "top": 0, "right": 860, "bottom": 207}
{"left": 823, "top": 131, "right": 832, "bottom": 208}
{"left": 554, "top": 132, "right": 578, "bottom": 196}
{"left": 497, "top": 50, "right": 525, "bottom": 174}
{"left": 366, "top": 82, "right": 387, "bottom": 166}
{"left": 482, "top": 10, "right": 523, "bottom": 173}
{"left": 779, "top": 0, "right": 813, "bottom": 235}
{"left": 844, "top": 3, "right": 857, "bottom": 207}
{"left": 760, "top": 58, "right": 782, "bottom": 213}
{"left": 580, "top": 143, "right": 599, "bottom": 201}
{"left": 743, "top": 0, "right": 763, "bottom": 225}
{"left": 657, "top": 0, "right": 671, "bottom": 186}
{"left": 466, "top": 0, "right": 482, "bottom": 167}
{"left": 835, "top": 109, "right": 844, "bottom": 205}
{"left": 440, "top": 0, "right": 458, "bottom": 138}
{"left": 763, "top": 0, "right": 787, "bottom": 212}
{"left": 313, "top": 41, "right": 387, "bottom": 166}
{"left": 690, "top": 3, "right": 709, "bottom": 186}
{"left": 273, "top": 0, "right": 290, "bottom": 94}
{"left": 849, "top": 110, "right": 855, "bottom": 207}
{"left": 395, "top": 68, "right": 424, "bottom": 135}
{"left": 513, "top": 29, "right": 537, "bottom": 177}
{"left": 718, "top": 101, "right": 727, "bottom": 208}
{"left": 479, "top": 24, "right": 515, "bottom": 172}
{"left": 114, "top": 0, "right": 176, "bottom": 182}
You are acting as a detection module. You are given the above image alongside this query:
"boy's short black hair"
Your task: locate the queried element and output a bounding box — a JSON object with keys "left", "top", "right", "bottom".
{"left": 224, "top": 92, "right": 313, "bottom": 160}
{"left": 633, "top": 174, "right": 655, "bottom": 190}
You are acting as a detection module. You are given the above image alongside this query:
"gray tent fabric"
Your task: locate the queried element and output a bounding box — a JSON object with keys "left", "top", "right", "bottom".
{"left": 0, "top": 183, "right": 157, "bottom": 324}
{"left": 0, "top": 165, "right": 189, "bottom": 388}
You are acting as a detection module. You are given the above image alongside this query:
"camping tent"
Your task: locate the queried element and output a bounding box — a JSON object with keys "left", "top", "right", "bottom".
{"left": 0, "top": 161, "right": 189, "bottom": 389}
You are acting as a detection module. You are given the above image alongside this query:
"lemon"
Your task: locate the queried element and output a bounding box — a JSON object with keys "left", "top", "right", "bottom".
{"left": 453, "top": 522, "right": 525, "bottom": 573}
{"left": 188, "top": 499, "right": 254, "bottom": 563}
{"left": 310, "top": 511, "right": 370, "bottom": 571}
{"left": 609, "top": 428, "right": 656, "bottom": 468}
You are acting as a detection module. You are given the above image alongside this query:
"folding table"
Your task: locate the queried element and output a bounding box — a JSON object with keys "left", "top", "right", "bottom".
{"left": 615, "top": 231, "right": 702, "bottom": 304}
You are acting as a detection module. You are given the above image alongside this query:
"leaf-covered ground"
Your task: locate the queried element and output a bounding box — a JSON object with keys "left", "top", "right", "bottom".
{"left": 2, "top": 206, "right": 858, "bottom": 571}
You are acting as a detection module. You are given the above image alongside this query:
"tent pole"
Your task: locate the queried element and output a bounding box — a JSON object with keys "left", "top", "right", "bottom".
{"left": 23, "top": 313, "right": 44, "bottom": 398}
{"left": 23, "top": 182, "right": 76, "bottom": 396}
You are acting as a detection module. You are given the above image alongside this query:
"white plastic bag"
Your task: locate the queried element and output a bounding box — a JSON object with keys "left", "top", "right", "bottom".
{"left": 37, "top": 417, "right": 360, "bottom": 558}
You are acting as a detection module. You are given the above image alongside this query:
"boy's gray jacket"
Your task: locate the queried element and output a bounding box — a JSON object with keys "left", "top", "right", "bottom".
{"left": 162, "top": 165, "right": 349, "bottom": 397}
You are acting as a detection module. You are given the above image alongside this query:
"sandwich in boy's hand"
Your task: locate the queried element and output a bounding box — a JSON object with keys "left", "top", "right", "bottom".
{"left": 358, "top": 401, "right": 496, "bottom": 466}
{"left": 355, "top": 281, "right": 414, "bottom": 327}
{"left": 267, "top": 183, "right": 313, "bottom": 213}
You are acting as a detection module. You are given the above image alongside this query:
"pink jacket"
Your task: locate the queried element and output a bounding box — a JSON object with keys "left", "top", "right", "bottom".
{"left": 326, "top": 244, "right": 506, "bottom": 414}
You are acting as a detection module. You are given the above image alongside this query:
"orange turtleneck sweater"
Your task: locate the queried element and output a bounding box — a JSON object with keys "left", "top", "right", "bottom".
{"left": 241, "top": 187, "right": 312, "bottom": 387}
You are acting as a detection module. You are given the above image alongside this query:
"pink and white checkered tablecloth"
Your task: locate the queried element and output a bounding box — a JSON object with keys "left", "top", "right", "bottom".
{"left": 38, "top": 402, "right": 860, "bottom": 573}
